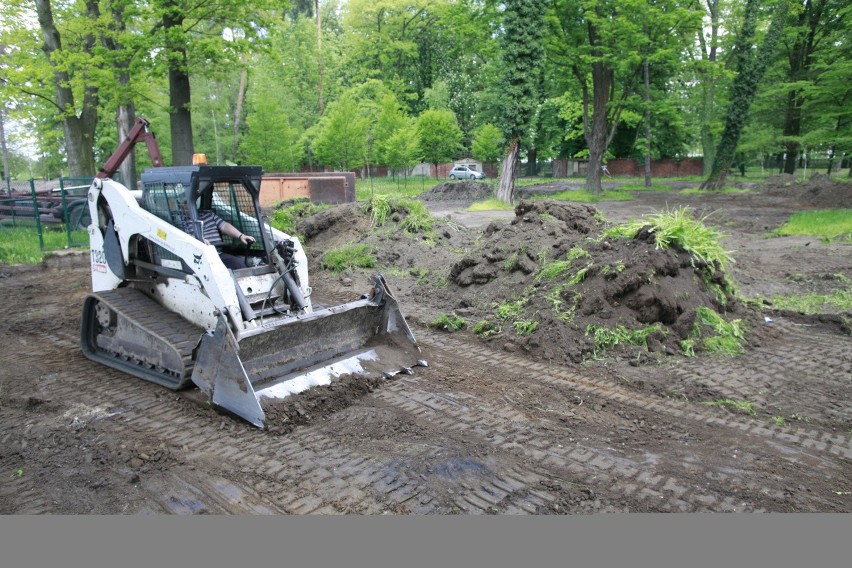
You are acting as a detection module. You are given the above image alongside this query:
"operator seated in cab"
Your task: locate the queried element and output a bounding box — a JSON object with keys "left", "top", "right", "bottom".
{"left": 192, "top": 208, "right": 255, "bottom": 270}
{"left": 182, "top": 153, "right": 255, "bottom": 270}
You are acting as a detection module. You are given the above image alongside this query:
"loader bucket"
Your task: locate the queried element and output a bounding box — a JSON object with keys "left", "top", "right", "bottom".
{"left": 190, "top": 275, "right": 423, "bottom": 428}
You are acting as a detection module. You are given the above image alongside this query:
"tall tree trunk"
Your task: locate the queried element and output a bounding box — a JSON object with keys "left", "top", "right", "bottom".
{"left": 106, "top": 1, "right": 137, "bottom": 189}
{"left": 701, "top": 0, "right": 789, "bottom": 191}
{"left": 584, "top": 61, "right": 613, "bottom": 195}
{"left": 35, "top": 0, "right": 99, "bottom": 177}
{"left": 316, "top": 0, "right": 324, "bottom": 115}
{"left": 643, "top": 58, "right": 652, "bottom": 187}
{"left": 496, "top": 138, "right": 520, "bottom": 203}
{"left": 163, "top": 1, "right": 194, "bottom": 166}
{"left": 697, "top": 0, "right": 720, "bottom": 176}
{"left": 526, "top": 146, "right": 537, "bottom": 176}
{"left": 231, "top": 58, "right": 248, "bottom": 161}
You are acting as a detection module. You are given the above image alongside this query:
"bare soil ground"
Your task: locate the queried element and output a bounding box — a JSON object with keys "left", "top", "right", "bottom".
{"left": 1, "top": 175, "right": 850, "bottom": 514}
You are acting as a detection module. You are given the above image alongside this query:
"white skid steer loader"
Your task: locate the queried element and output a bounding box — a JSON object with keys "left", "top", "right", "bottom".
{"left": 80, "top": 120, "right": 424, "bottom": 428}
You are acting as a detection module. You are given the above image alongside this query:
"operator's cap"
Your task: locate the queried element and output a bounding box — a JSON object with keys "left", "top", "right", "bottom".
{"left": 192, "top": 153, "right": 208, "bottom": 165}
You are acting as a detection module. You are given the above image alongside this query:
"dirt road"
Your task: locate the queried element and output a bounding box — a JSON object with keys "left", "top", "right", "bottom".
{"left": 1, "top": 179, "right": 850, "bottom": 514}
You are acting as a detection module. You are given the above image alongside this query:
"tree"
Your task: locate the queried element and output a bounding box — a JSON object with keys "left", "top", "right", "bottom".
{"left": 471, "top": 123, "right": 504, "bottom": 164}
{"left": 778, "top": 0, "right": 846, "bottom": 174}
{"left": 495, "top": 0, "right": 545, "bottom": 203}
{"left": 311, "top": 96, "right": 370, "bottom": 171}
{"left": 240, "top": 93, "right": 305, "bottom": 171}
{"left": 701, "top": 0, "right": 790, "bottom": 190}
{"left": 384, "top": 121, "right": 422, "bottom": 182}
{"left": 416, "top": 108, "right": 463, "bottom": 176}
{"left": 32, "top": 0, "right": 101, "bottom": 177}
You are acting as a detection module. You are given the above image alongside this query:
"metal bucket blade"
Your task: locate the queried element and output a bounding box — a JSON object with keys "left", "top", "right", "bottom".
{"left": 191, "top": 282, "right": 421, "bottom": 428}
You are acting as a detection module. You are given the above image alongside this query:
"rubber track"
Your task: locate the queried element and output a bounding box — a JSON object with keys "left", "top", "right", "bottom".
{"left": 85, "top": 288, "right": 202, "bottom": 386}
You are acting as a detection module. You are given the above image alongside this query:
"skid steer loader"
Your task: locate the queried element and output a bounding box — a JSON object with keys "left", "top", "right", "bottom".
{"left": 80, "top": 120, "right": 424, "bottom": 428}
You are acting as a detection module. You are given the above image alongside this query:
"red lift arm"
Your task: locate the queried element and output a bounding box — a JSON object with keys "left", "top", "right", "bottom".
{"left": 96, "top": 117, "right": 164, "bottom": 179}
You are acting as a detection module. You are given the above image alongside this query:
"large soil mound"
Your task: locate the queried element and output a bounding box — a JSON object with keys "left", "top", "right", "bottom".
{"left": 445, "top": 200, "right": 740, "bottom": 363}
{"left": 762, "top": 173, "right": 851, "bottom": 208}
{"left": 298, "top": 198, "right": 751, "bottom": 367}
{"left": 418, "top": 180, "right": 492, "bottom": 202}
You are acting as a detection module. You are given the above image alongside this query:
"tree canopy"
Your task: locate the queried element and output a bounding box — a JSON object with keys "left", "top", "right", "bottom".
{"left": 0, "top": 0, "right": 849, "bottom": 181}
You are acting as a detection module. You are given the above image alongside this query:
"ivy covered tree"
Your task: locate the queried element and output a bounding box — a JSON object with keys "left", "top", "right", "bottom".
{"left": 495, "top": 0, "right": 545, "bottom": 203}
{"left": 701, "top": 0, "right": 790, "bottom": 190}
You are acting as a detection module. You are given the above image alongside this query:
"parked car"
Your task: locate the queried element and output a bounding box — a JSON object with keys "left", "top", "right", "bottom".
{"left": 449, "top": 165, "right": 486, "bottom": 180}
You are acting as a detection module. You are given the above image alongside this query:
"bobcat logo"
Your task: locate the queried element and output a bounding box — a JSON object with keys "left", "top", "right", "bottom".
{"left": 193, "top": 253, "right": 203, "bottom": 266}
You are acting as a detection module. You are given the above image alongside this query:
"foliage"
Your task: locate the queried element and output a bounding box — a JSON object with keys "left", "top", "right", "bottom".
{"left": 513, "top": 320, "right": 539, "bottom": 336}
{"left": 432, "top": 312, "right": 466, "bottom": 332}
{"left": 701, "top": 399, "right": 757, "bottom": 416}
{"left": 416, "top": 109, "right": 464, "bottom": 170}
{"left": 768, "top": 290, "right": 852, "bottom": 314}
{"left": 468, "top": 199, "right": 513, "bottom": 212}
{"left": 530, "top": 190, "right": 633, "bottom": 203}
{"left": 269, "top": 200, "right": 330, "bottom": 237}
{"left": 472, "top": 319, "right": 500, "bottom": 337}
{"left": 584, "top": 323, "right": 665, "bottom": 359}
{"left": 686, "top": 306, "right": 746, "bottom": 356}
{"left": 471, "top": 123, "right": 505, "bottom": 164}
{"left": 603, "top": 207, "right": 734, "bottom": 271}
{"left": 775, "top": 209, "right": 852, "bottom": 240}
{"left": 321, "top": 243, "right": 376, "bottom": 273}
{"left": 0, "top": 227, "right": 88, "bottom": 265}
{"left": 361, "top": 195, "right": 434, "bottom": 234}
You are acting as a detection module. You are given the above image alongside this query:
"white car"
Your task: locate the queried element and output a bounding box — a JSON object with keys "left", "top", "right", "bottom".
{"left": 449, "top": 165, "right": 486, "bottom": 180}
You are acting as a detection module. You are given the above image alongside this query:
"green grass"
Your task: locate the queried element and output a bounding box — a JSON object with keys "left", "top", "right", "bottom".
{"left": 513, "top": 320, "right": 539, "bottom": 336}
{"left": 584, "top": 323, "right": 665, "bottom": 359}
{"left": 603, "top": 206, "right": 733, "bottom": 271}
{"left": 269, "top": 200, "right": 331, "bottom": 237}
{"left": 775, "top": 209, "right": 852, "bottom": 240}
{"left": 680, "top": 186, "right": 750, "bottom": 195}
{"left": 688, "top": 307, "right": 746, "bottom": 356}
{"left": 432, "top": 312, "right": 466, "bottom": 331}
{"left": 494, "top": 298, "right": 527, "bottom": 320}
{"left": 472, "top": 319, "right": 500, "bottom": 337}
{"left": 355, "top": 176, "right": 441, "bottom": 201}
{"left": 617, "top": 183, "right": 673, "bottom": 192}
{"left": 769, "top": 290, "right": 852, "bottom": 314}
{"left": 0, "top": 226, "right": 88, "bottom": 265}
{"left": 468, "top": 199, "right": 514, "bottom": 211}
{"left": 530, "top": 190, "right": 633, "bottom": 203}
{"left": 361, "top": 195, "right": 434, "bottom": 234}
{"left": 321, "top": 243, "right": 376, "bottom": 273}
{"left": 702, "top": 399, "right": 757, "bottom": 416}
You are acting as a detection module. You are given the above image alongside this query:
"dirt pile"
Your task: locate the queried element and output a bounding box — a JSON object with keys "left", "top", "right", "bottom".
{"left": 763, "top": 173, "right": 851, "bottom": 209}
{"left": 418, "top": 180, "right": 492, "bottom": 202}
{"left": 443, "top": 200, "right": 741, "bottom": 364}
{"left": 297, "top": 198, "right": 750, "bottom": 368}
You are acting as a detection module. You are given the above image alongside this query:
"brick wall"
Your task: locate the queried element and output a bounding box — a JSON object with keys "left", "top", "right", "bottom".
{"left": 606, "top": 158, "right": 703, "bottom": 177}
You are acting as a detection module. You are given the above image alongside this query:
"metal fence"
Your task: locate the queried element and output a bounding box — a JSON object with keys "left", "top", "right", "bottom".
{"left": 0, "top": 177, "right": 92, "bottom": 251}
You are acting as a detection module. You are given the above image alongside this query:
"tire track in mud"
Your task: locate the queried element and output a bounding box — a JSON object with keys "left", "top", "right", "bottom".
{"left": 643, "top": 322, "right": 852, "bottom": 429}
{"left": 415, "top": 329, "right": 852, "bottom": 460}
{"left": 1, "top": 292, "right": 848, "bottom": 513}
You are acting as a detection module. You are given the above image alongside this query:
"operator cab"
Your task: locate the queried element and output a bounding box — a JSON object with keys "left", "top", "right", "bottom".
{"left": 140, "top": 165, "right": 270, "bottom": 271}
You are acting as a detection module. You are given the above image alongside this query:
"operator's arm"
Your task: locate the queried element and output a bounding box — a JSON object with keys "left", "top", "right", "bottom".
{"left": 219, "top": 220, "right": 255, "bottom": 245}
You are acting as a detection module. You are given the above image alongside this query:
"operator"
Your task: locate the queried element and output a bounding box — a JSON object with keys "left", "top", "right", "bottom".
{"left": 192, "top": 208, "right": 256, "bottom": 270}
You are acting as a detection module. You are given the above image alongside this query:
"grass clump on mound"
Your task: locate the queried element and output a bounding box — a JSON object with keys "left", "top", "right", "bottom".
{"left": 681, "top": 307, "right": 746, "bottom": 356}
{"left": 432, "top": 312, "right": 466, "bottom": 331}
{"left": 321, "top": 243, "right": 376, "bottom": 273}
{"left": 602, "top": 206, "right": 733, "bottom": 272}
{"left": 361, "top": 195, "right": 434, "bottom": 234}
{"left": 270, "top": 199, "right": 331, "bottom": 238}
